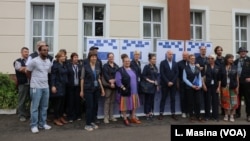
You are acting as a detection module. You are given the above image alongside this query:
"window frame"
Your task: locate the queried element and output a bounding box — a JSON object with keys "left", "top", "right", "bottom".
{"left": 233, "top": 9, "right": 250, "bottom": 57}
{"left": 31, "top": 4, "right": 55, "bottom": 54}
{"left": 142, "top": 7, "right": 164, "bottom": 52}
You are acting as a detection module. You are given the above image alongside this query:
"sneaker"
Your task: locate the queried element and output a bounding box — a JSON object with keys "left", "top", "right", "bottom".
{"left": 91, "top": 122, "right": 99, "bottom": 129}
{"left": 31, "top": 127, "right": 39, "bottom": 134}
{"left": 224, "top": 115, "right": 228, "bottom": 121}
{"left": 19, "top": 116, "right": 26, "bottom": 122}
{"left": 181, "top": 113, "right": 187, "bottom": 118}
{"left": 104, "top": 117, "right": 109, "bottom": 124}
{"left": 84, "top": 125, "right": 93, "bottom": 131}
{"left": 39, "top": 124, "right": 52, "bottom": 130}
{"left": 68, "top": 120, "right": 73, "bottom": 123}
{"left": 77, "top": 118, "right": 82, "bottom": 121}
{"left": 109, "top": 117, "right": 117, "bottom": 122}
{"left": 230, "top": 116, "right": 235, "bottom": 122}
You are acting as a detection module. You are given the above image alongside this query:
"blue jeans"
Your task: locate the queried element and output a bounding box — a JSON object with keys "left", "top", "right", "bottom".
{"left": 30, "top": 88, "right": 49, "bottom": 128}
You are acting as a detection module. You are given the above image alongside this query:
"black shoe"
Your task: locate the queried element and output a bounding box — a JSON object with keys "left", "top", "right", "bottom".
{"left": 171, "top": 114, "right": 178, "bottom": 120}
{"left": 158, "top": 113, "right": 163, "bottom": 120}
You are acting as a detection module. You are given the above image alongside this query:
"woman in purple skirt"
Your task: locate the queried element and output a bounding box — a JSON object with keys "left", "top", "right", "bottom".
{"left": 115, "top": 54, "right": 141, "bottom": 126}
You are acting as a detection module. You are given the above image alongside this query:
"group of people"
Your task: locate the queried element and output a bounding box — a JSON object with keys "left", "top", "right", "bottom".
{"left": 13, "top": 40, "right": 250, "bottom": 133}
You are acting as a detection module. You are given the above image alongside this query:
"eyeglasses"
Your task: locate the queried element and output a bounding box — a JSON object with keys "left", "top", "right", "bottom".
{"left": 208, "top": 58, "right": 214, "bottom": 60}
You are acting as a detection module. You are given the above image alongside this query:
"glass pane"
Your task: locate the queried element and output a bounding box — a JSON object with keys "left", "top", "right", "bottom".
{"left": 153, "top": 9, "right": 161, "bottom": 22}
{"left": 190, "top": 26, "right": 194, "bottom": 39}
{"left": 153, "top": 24, "right": 161, "bottom": 37}
{"left": 143, "top": 23, "right": 151, "bottom": 37}
{"left": 240, "top": 16, "right": 247, "bottom": 27}
{"left": 33, "top": 5, "right": 43, "bottom": 19}
{"left": 95, "top": 6, "right": 104, "bottom": 20}
{"left": 84, "top": 22, "right": 92, "bottom": 36}
{"left": 45, "top": 37, "right": 54, "bottom": 52}
{"left": 190, "top": 12, "right": 193, "bottom": 24}
{"left": 95, "top": 22, "right": 103, "bottom": 36}
{"left": 241, "top": 29, "right": 247, "bottom": 41}
{"left": 241, "top": 42, "right": 247, "bottom": 48}
{"left": 235, "top": 15, "right": 239, "bottom": 27}
{"left": 83, "top": 6, "right": 93, "bottom": 20}
{"left": 195, "top": 26, "right": 202, "bottom": 39}
{"left": 33, "top": 37, "right": 42, "bottom": 51}
{"left": 143, "top": 9, "right": 151, "bottom": 21}
{"left": 45, "top": 5, "right": 54, "bottom": 19}
{"left": 33, "top": 21, "right": 42, "bottom": 36}
{"left": 45, "top": 21, "right": 54, "bottom": 36}
{"left": 195, "top": 12, "right": 202, "bottom": 25}
{"left": 236, "top": 28, "right": 239, "bottom": 40}
{"left": 236, "top": 41, "right": 239, "bottom": 51}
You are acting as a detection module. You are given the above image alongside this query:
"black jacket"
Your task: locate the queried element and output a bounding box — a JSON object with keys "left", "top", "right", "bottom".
{"left": 160, "top": 59, "right": 178, "bottom": 86}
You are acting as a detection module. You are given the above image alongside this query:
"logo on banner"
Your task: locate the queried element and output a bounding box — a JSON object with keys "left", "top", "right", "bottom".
{"left": 122, "top": 40, "right": 150, "bottom": 50}
{"left": 88, "top": 39, "right": 118, "bottom": 50}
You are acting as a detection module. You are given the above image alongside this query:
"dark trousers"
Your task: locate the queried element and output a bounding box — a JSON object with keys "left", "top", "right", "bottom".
{"left": 236, "top": 83, "right": 247, "bottom": 116}
{"left": 53, "top": 96, "right": 65, "bottom": 119}
{"left": 243, "top": 83, "right": 250, "bottom": 117}
{"left": 186, "top": 88, "right": 201, "bottom": 118}
{"left": 204, "top": 85, "right": 219, "bottom": 120}
{"left": 179, "top": 82, "right": 187, "bottom": 114}
{"left": 160, "top": 86, "right": 176, "bottom": 114}
{"left": 67, "top": 86, "right": 81, "bottom": 120}
{"left": 17, "top": 84, "right": 30, "bottom": 117}
{"left": 84, "top": 89, "right": 99, "bottom": 125}
{"left": 144, "top": 93, "right": 155, "bottom": 114}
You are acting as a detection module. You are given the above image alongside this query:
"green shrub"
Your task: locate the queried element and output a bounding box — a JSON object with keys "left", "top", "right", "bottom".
{"left": 0, "top": 73, "right": 18, "bottom": 109}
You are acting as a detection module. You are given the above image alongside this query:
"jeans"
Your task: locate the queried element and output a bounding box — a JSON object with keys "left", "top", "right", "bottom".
{"left": 18, "top": 84, "right": 30, "bottom": 118}
{"left": 30, "top": 88, "right": 49, "bottom": 128}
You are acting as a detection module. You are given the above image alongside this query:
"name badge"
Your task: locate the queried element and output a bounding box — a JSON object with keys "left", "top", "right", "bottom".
{"left": 211, "top": 80, "right": 214, "bottom": 85}
{"left": 94, "top": 80, "right": 98, "bottom": 87}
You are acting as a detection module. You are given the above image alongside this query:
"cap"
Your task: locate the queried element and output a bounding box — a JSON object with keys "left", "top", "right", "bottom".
{"left": 89, "top": 46, "right": 99, "bottom": 51}
{"left": 237, "top": 47, "right": 248, "bottom": 54}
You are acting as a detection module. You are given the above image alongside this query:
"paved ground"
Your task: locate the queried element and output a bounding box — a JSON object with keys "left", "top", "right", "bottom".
{"left": 1, "top": 106, "right": 250, "bottom": 141}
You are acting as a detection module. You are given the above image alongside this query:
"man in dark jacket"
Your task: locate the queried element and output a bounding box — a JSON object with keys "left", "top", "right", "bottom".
{"left": 234, "top": 47, "right": 250, "bottom": 119}
{"left": 14, "top": 47, "right": 30, "bottom": 122}
{"left": 158, "top": 50, "right": 179, "bottom": 120}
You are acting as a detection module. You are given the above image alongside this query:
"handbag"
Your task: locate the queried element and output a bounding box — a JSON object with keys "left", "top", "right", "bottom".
{"left": 140, "top": 80, "right": 155, "bottom": 94}
{"left": 101, "top": 76, "right": 110, "bottom": 88}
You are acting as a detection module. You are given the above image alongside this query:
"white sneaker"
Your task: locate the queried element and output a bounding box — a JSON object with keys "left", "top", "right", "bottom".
{"left": 31, "top": 127, "right": 39, "bottom": 134}
{"left": 182, "top": 113, "right": 187, "bottom": 118}
{"left": 43, "top": 124, "right": 52, "bottom": 130}
{"left": 103, "top": 118, "right": 109, "bottom": 124}
{"left": 224, "top": 115, "right": 228, "bottom": 121}
{"left": 84, "top": 125, "right": 93, "bottom": 131}
{"left": 230, "top": 116, "right": 235, "bottom": 122}
{"left": 109, "top": 117, "right": 117, "bottom": 122}
{"left": 91, "top": 122, "right": 99, "bottom": 129}
{"left": 39, "top": 124, "right": 52, "bottom": 130}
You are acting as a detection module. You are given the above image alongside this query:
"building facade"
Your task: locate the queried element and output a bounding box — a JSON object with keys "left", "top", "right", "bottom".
{"left": 0, "top": 0, "right": 250, "bottom": 73}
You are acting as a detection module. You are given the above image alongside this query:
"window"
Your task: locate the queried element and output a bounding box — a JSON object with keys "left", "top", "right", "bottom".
{"left": 190, "top": 11, "right": 205, "bottom": 41}
{"left": 83, "top": 6, "right": 105, "bottom": 37}
{"left": 32, "top": 5, "right": 54, "bottom": 53}
{"left": 143, "top": 8, "right": 162, "bottom": 52}
{"left": 235, "top": 15, "right": 248, "bottom": 51}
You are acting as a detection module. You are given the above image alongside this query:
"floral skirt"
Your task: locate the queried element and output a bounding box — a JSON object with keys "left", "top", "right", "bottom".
{"left": 221, "top": 87, "right": 238, "bottom": 110}
{"left": 120, "top": 93, "right": 140, "bottom": 112}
